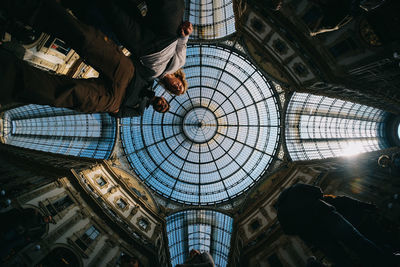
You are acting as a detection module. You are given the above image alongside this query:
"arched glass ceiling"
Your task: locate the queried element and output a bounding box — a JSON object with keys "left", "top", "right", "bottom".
{"left": 185, "top": 0, "right": 236, "bottom": 40}
{"left": 2, "top": 105, "right": 116, "bottom": 159}
{"left": 285, "top": 93, "right": 388, "bottom": 161}
{"left": 121, "top": 44, "right": 280, "bottom": 205}
{"left": 166, "top": 209, "right": 233, "bottom": 267}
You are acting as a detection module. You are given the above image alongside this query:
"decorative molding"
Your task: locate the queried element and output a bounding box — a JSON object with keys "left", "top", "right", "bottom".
{"left": 247, "top": 217, "right": 262, "bottom": 234}
{"left": 113, "top": 196, "right": 130, "bottom": 212}
{"left": 88, "top": 239, "right": 112, "bottom": 267}
{"left": 292, "top": 62, "right": 310, "bottom": 78}
{"left": 106, "top": 250, "right": 121, "bottom": 267}
{"left": 104, "top": 186, "right": 118, "bottom": 198}
{"left": 18, "top": 183, "right": 58, "bottom": 204}
{"left": 250, "top": 17, "right": 266, "bottom": 34}
{"left": 45, "top": 211, "right": 82, "bottom": 244}
{"left": 136, "top": 216, "right": 151, "bottom": 233}
{"left": 93, "top": 174, "right": 109, "bottom": 189}
{"left": 272, "top": 38, "right": 289, "bottom": 55}
{"left": 39, "top": 191, "right": 75, "bottom": 223}
{"left": 68, "top": 223, "right": 102, "bottom": 259}
{"left": 127, "top": 205, "right": 140, "bottom": 221}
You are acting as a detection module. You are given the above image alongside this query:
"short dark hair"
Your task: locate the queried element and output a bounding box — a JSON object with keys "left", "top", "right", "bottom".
{"left": 120, "top": 255, "right": 139, "bottom": 266}
{"left": 266, "top": 0, "right": 282, "bottom": 10}
{"left": 153, "top": 97, "right": 170, "bottom": 113}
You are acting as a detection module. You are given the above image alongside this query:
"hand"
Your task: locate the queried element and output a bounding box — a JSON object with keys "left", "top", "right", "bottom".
{"left": 180, "top": 21, "right": 193, "bottom": 37}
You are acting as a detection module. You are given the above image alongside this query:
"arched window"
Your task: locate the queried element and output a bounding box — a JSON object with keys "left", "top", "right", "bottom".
{"left": 185, "top": 0, "right": 236, "bottom": 40}
{"left": 166, "top": 209, "right": 233, "bottom": 267}
{"left": 285, "top": 93, "right": 388, "bottom": 160}
{"left": 2, "top": 105, "right": 116, "bottom": 159}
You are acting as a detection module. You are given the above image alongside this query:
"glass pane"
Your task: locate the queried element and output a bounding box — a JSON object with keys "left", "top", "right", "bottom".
{"left": 121, "top": 44, "right": 280, "bottom": 205}
{"left": 185, "top": 0, "right": 236, "bottom": 40}
{"left": 2, "top": 104, "right": 116, "bottom": 159}
{"left": 285, "top": 93, "right": 388, "bottom": 160}
{"left": 166, "top": 210, "right": 233, "bottom": 267}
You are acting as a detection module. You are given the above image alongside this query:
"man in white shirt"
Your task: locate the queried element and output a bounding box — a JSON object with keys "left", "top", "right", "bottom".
{"left": 61, "top": 0, "right": 192, "bottom": 96}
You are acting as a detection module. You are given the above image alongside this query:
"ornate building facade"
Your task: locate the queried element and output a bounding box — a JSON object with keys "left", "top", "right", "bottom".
{"left": 1, "top": 0, "right": 400, "bottom": 266}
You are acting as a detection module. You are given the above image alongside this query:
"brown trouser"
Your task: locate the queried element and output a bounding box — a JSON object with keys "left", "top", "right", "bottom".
{"left": 0, "top": 0, "right": 134, "bottom": 113}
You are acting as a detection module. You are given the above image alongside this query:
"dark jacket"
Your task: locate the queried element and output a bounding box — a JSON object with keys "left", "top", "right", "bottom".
{"left": 115, "top": 67, "right": 155, "bottom": 118}
{"left": 276, "top": 183, "right": 335, "bottom": 235}
{"left": 104, "top": 0, "right": 185, "bottom": 56}
{"left": 64, "top": 0, "right": 184, "bottom": 57}
{"left": 184, "top": 252, "right": 215, "bottom": 267}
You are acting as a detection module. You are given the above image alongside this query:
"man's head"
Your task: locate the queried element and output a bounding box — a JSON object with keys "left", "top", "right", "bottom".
{"left": 267, "top": 0, "right": 283, "bottom": 10}
{"left": 378, "top": 155, "right": 391, "bottom": 168}
{"left": 152, "top": 96, "right": 170, "bottom": 113}
{"left": 189, "top": 249, "right": 200, "bottom": 259}
{"left": 120, "top": 255, "right": 139, "bottom": 267}
{"left": 160, "top": 69, "right": 188, "bottom": 96}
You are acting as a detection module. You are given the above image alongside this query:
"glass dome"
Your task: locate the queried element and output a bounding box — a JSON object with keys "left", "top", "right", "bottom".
{"left": 121, "top": 44, "right": 280, "bottom": 205}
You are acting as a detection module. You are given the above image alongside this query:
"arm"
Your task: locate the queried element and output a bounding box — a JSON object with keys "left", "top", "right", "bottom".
{"left": 163, "top": 22, "right": 192, "bottom": 74}
{"left": 336, "top": 196, "right": 377, "bottom": 211}
{"left": 174, "top": 35, "right": 189, "bottom": 68}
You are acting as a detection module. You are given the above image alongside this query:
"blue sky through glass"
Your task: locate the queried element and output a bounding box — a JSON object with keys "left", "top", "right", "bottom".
{"left": 2, "top": 105, "right": 116, "bottom": 159}
{"left": 166, "top": 209, "right": 233, "bottom": 267}
{"left": 285, "top": 93, "right": 388, "bottom": 160}
{"left": 185, "top": 0, "right": 236, "bottom": 40}
{"left": 121, "top": 44, "right": 280, "bottom": 205}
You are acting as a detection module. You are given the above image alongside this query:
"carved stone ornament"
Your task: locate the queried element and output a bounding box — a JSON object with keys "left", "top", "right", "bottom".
{"left": 250, "top": 17, "right": 265, "bottom": 34}
{"left": 113, "top": 196, "right": 130, "bottom": 212}
{"left": 272, "top": 39, "right": 288, "bottom": 55}
{"left": 130, "top": 205, "right": 139, "bottom": 216}
{"left": 136, "top": 216, "right": 151, "bottom": 233}
{"left": 292, "top": 62, "right": 309, "bottom": 78}
{"left": 359, "top": 18, "right": 382, "bottom": 47}
{"left": 93, "top": 174, "right": 108, "bottom": 189}
{"left": 248, "top": 217, "right": 262, "bottom": 234}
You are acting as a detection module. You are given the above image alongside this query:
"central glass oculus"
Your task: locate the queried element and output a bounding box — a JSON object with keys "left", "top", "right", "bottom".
{"left": 182, "top": 107, "right": 218, "bottom": 143}
{"left": 120, "top": 44, "right": 281, "bottom": 205}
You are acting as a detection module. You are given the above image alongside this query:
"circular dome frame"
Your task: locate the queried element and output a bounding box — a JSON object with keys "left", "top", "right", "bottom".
{"left": 121, "top": 44, "right": 281, "bottom": 205}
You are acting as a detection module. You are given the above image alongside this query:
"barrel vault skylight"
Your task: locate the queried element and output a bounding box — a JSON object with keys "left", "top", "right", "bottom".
{"left": 285, "top": 93, "right": 388, "bottom": 161}
{"left": 166, "top": 209, "right": 233, "bottom": 267}
{"left": 2, "top": 105, "right": 116, "bottom": 159}
{"left": 120, "top": 44, "right": 280, "bottom": 205}
{"left": 184, "top": 0, "right": 236, "bottom": 40}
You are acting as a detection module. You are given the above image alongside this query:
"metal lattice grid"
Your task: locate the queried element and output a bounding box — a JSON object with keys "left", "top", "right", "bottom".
{"left": 185, "top": 0, "right": 236, "bottom": 40}
{"left": 2, "top": 104, "right": 116, "bottom": 159}
{"left": 285, "top": 93, "right": 388, "bottom": 161}
{"left": 166, "top": 209, "right": 233, "bottom": 267}
{"left": 121, "top": 44, "right": 280, "bottom": 205}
